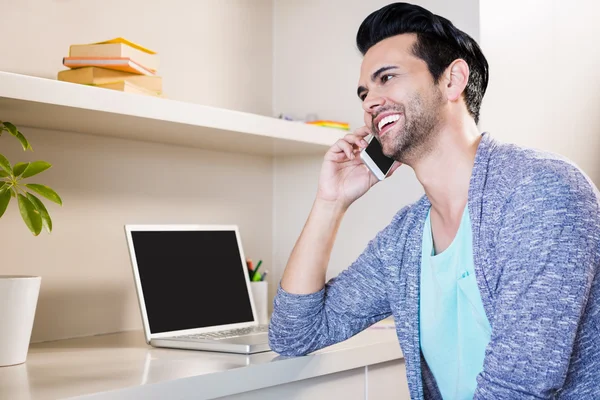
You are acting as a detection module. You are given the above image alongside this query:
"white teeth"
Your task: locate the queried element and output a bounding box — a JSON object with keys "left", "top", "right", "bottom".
{"left": 378, "top": 114, "right": 400, "bottom": 131}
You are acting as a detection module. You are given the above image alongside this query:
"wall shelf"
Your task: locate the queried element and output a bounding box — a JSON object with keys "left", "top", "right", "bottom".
{"left": 0, "top": 71, "right": 343, "bottom": 156}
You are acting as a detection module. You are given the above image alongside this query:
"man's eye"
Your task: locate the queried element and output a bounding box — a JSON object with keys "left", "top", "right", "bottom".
{"left": 381, "top": 74, "right": 394, "bottom": 83}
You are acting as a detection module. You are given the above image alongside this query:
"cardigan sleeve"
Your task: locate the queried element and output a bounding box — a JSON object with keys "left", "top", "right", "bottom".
{"left": 268, "top": 206, "right": 410, "bottom": 356}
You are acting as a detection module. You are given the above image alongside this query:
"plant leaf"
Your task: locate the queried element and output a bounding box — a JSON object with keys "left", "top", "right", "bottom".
{"left": 10, "top": 187, "right": 16, "bottom": 198}
{"left": 13, "top": 162, "right": 29, "bottom": 177}
{"left": 0, "top": 170, "right": 8, "bottom": 178}
{"left": 18, "top": 194, "right": 42, "bottom": 236}
{"left": 16, "top": 131, "right": 32, "bottom": 151}
{"left": 21, "top": 161, "right": 51, "bottom": 178}
{"left": 3, "top": 122, "right": 18, "bottom": 136}
{"left": 3, "top": 123, "right": 31, "bottom": 150}
{"left": 0, "top": 153, "right": 12, "bottom": 174}
{"left": 26, "top": 192, "right": 52, "bottom": 232}
{"left": 24, "top": 184, "right": 62, "bottom": 205}
{"left": 0, "top": 186, "right": 10, "bottom": 218}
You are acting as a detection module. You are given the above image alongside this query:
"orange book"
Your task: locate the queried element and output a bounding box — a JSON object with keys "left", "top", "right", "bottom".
{"left": 63, "top": 57, "right": 156, "bottom": 76}
{"left": 69, "top": 38, "right": 159, "bottom": 72}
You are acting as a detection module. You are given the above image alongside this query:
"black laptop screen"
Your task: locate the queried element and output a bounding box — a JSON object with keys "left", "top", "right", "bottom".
{"left": 130, "top": 230, "right": 254, "bottom": 333}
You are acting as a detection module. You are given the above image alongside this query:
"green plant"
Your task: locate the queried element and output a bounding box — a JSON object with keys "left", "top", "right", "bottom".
{"left": 0, "top": 121, "right": 62, "bottom": 236}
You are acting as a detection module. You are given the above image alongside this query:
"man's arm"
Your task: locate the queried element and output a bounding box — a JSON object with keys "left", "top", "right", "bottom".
{"left": 474, "top": 166, "right": 600, "bottom": 399}
{"left": 268, "top": 127, "right": 403, "bottom": 356}
{"left": 279, "top": 199, "right": 346, "bottom": 294}
{"left": 268, "top": 205, "right": 408, "bottom": 356}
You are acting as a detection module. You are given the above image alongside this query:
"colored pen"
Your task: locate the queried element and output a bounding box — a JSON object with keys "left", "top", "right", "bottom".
{"left": 253, "top": 260, "right": 263, "bottom": 276}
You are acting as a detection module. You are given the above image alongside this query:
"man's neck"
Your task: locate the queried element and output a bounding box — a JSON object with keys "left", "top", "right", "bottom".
{"left": 411, "top": 117, "right": 482, "bottom": 223}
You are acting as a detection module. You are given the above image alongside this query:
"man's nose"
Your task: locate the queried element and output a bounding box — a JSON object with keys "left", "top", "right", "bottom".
{"left": 362, "top": 92, "right": 386, "bottom": 114}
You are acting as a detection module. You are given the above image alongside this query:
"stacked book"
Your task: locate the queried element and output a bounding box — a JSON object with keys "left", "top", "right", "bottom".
{"left": 58, "top": 37, "right": 162, "bottom": 97}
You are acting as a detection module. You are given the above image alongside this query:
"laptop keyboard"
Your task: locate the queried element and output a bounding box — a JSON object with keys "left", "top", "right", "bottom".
{"left": 174, "top": 325, "right": 269, "bottom": 341}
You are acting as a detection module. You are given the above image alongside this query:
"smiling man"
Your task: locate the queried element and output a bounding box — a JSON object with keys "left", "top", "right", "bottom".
{"left": 268, "top": 2, "right": 600, "bottom": 399}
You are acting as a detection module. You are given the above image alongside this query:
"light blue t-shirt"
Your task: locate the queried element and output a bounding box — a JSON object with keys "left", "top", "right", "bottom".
{"left": 420, "top": 206, "right": 492, "bottom": 400}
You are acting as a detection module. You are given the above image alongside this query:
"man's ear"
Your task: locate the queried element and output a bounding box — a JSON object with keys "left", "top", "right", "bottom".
{"left": 442, "top": 59, "right": 469, "bottom": 102}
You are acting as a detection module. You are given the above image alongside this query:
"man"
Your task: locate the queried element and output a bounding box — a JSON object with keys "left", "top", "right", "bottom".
{"left": 268, "top": 2, "right": 600, "bottom": 400}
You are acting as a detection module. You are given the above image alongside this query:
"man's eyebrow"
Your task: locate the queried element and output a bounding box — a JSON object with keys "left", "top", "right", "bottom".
{"left": 357, "top": 85, "right": 367, "bottom": 99}
{"left": 357, "top": 65, "right": 398, "bottom": 99}
{"left": 371, "top": 65, "right": 398, "bottom": 82}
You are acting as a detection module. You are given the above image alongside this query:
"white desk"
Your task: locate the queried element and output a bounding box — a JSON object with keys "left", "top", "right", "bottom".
{"left": 0, "top": 322, "right": 408, "bottom": 400}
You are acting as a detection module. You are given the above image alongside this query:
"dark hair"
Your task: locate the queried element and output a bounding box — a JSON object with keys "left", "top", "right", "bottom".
{"left": 356, "top": 2, "right": 489, "bottom": 124}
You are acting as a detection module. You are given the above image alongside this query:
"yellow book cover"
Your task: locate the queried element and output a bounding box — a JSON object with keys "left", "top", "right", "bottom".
{"left": 58, "top": 67, "right": 162, "bottom": 92}
{"left": 69, "top": 37, "right": 158, "bottom": 71}
{"left": 92, "top": 38, "right": 156, "bottom": 54}
{"left": 95, "top": 80, "right": 162, "bottom": 97}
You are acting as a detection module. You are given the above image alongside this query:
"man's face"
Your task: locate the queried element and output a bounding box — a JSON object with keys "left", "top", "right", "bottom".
{"left": 357, "top": 34, "right": 445, "bottom": 163}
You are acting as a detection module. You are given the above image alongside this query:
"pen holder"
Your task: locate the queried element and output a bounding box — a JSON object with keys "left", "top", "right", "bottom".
{"left": 249, "top": 281, "right": 268, "bottom": 325}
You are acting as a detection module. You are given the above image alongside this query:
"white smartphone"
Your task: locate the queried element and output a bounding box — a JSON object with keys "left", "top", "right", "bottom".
{"left": 359, "top": 135, "right": 396, "bottom": 181}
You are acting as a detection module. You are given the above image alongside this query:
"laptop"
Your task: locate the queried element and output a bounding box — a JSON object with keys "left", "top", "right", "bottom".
{"left": 124, "top": 224, "right": 271, "bottom": 354}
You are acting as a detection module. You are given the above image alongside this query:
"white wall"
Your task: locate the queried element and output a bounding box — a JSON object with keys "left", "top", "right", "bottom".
{"left": 0, "top": 0, "right": 273, "bottom": 116}
{"left": 271, "top": 0, "right": 600, "bottom": 292}
{"left": 272, "top": 0, "right": 480, "bottom": 129}
{"left": 0, "top": 0, "right": 275, "bottom": 342}
{"left": 479, "top": 0, "right": 600, "bottom": 185}
{"left": 272, "top": 0, "right": 480, "bottom": 283}
{"left": 6, "top": 0, "right": 596, "bottom": 342}
{"left": 0, "top": 129, "right": 273, "bottom": 342}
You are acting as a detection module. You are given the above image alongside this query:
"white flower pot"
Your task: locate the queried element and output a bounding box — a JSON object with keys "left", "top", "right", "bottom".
{"left": 0, "top": 276, "right": 41, "bottom": 367}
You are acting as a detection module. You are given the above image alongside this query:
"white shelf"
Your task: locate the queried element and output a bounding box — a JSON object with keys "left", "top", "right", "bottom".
{"left": 0, "top": 71, "right": 344, "bottom": 156}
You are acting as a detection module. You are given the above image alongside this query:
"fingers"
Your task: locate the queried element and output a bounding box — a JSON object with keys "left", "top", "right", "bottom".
{"left": 343, "top": 132, "right": 369, "bottom": 149}
{"left": 352, "top": 125, "right": 373, "bottom": 138}
{"left": 329, "top": 148, "right": 364, "bottom": 163}
{"left": 325, "top": 126, "right": 372, "bottom": 162}
{"left": 330, "top": 137, "right": 356, "bottom": 160}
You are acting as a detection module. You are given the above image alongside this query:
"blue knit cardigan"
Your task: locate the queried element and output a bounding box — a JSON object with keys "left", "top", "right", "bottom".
{"left": 269, "top": 132, "right": 600, "bottom": 399}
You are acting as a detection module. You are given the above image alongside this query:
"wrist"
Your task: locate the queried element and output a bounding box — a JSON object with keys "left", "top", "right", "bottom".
{"left": 313, "top": 197, "right": 348, "bottom": 219}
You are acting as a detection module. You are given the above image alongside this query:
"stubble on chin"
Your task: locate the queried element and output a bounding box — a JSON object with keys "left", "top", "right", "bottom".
{"left": 388, "top": 91, "right": 443, "bottom": 164}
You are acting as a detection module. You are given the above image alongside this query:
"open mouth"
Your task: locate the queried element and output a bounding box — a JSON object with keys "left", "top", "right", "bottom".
{"left": 377, "top": 114, "right": 402, "bottom": 138}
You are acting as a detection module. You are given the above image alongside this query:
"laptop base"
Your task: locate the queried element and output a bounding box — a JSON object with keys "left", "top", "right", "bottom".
{"left": 151, "top": 334, "right": 271, "bottom": 354}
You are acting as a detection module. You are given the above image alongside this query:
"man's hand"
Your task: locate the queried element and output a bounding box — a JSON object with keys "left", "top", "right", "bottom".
{"left": 280, "top": 126, "right": 401, "bottom": 295}
{"left": 316, "top": 126, "right": 401, "bottom": 210}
